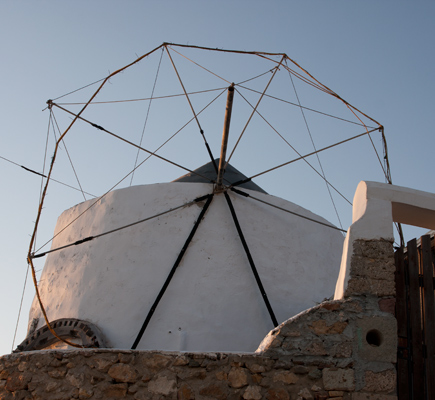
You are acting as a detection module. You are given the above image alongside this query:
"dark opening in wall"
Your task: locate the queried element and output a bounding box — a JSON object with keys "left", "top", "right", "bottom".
{"left": 366, "top": 329, "right": 383, "bottom": 347}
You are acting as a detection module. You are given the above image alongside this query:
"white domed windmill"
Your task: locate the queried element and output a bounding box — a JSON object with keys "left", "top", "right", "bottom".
{"left": 17, "top": 43, "right": 392, "bottom": 353}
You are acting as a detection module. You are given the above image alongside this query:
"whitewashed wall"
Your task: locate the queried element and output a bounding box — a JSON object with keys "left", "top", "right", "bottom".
{"left": 28, "top": 183, "right": 343, "bottom": 352}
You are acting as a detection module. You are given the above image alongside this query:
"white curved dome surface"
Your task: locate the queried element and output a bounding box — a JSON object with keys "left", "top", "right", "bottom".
{"left": 28, "top": 182, "right": 343, "bottom": 352}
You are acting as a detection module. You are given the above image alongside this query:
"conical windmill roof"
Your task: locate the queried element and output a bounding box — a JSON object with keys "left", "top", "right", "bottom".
{"left": 173, "top": 158, "right": 267, "bottom": 194}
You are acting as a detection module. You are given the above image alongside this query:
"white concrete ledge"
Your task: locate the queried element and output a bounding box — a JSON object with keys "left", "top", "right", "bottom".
{"left": 335, "top": 181, "right": 435, "bottom": 299}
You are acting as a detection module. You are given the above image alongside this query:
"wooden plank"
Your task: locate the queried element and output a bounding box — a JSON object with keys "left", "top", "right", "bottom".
{"left": 396, "top": 248, "right": 409, "bottom": 337}
{"left": 395, "top": 248, "right": 410, "bottom": 400}
{"left": 421, "top": 235, "right": 435, "bottom": 400}
{"left": 407, "top": 238, "right": 424, "bottom": 400}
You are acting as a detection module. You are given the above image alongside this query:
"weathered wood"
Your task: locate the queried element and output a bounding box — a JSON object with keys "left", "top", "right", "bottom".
{"left": 396, "top": 249, "right": 409, "bottom": 338}
{"left": 407, "top": 239, "right": 424, "bottom": 400}
{"left": 395, "top": 248, "right": 410, "bottom": 400}
{"left": 421, "top": 235, "right": 435, "bottom": 400}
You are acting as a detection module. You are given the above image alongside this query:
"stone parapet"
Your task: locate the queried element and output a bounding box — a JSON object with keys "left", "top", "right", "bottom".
{"left": 344, "top": 239, "right": 395, "bottom": 298}
{"left": 0, "top": 290, "right": 397, "bottom": 400}
{"left": 258, "top": 296, "right": 396, "bottom": 396}
{"left": 0, "top": 346, "right": 396, "bottom": 400}
{"left": 0, "top": 234, "right": 398, "bottom": 399}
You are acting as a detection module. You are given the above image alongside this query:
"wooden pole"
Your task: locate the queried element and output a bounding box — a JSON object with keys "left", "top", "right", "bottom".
{"left": 216, "top": 83, "right": 235, "bottom": 190}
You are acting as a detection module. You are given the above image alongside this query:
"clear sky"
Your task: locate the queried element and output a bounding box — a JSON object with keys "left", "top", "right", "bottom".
{"left": 1, "top": 1, "right": 434, "bottom": 356}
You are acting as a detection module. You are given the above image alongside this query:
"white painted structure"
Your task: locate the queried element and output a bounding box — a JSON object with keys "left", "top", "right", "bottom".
{"left": 28, "top": 181, "right": 344, "bottom": 352}
{"left": 335, "top": 181, "right": 435, "bottom": 299}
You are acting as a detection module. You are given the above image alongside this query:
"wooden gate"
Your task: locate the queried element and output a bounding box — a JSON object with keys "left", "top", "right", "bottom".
{"left": 395, "top": 234, "right": 435, "bottom": 400}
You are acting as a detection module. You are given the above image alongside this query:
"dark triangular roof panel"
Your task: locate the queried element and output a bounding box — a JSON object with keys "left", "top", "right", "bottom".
{"left": 172, "top": 159, "right": 267, "bottom": 194}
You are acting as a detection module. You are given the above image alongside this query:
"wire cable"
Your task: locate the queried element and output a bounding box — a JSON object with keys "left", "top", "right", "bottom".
{"left": 236, "top": 68, "right": 277, "bottom": 86}
{"left": 50, "top": 111, "right": 87, "bottom": 201}
{"left": 52, "top": 77, "right": 107, "bottom": 101}
{"left": 130, "top": 48, "right": 164, "bottom": 186}
{"left": 225, "top": 55, "right": 286, "bottom": 167}
{"left": 230, "top": 128, "right": 379, "bottom": 186}
{"left": 287, "top": 62, "right": 343, "bottom": 230}
{"left": 0, "top": 154, "right": 96, "bottom": 197}
{"left": 231, "top": 187, "right": 347, "bottom": 233}
{"left": 31, "top": 194, "right": 213, "bottom": 259}
{"left": 26, "top": 43, "right": 171, "bottom": 350}
{"left": 165, "top": 45, "right": 218, "bottom": 172}
{"left": 236, "top": 85, "right": 373, "bottom": 129}
{"left": 51, "top": 102, "right": 215, "bottom": 183}
{"left": 234, "top": 87, "right": 352, "bottom": 205}
{"left": 11, "top": 264, "right": 30, "bottom": 352}
{"left": 167, "top": 45, "right": 230, "bottom": 84}
{"left": 343, "top": 103, "right": 389, "bottom": 183}
{"left": 55, "top": 87, "right": 227, "bottom": 106}
{"left": 34, "top": 89, "right": 226, "bottom": 255}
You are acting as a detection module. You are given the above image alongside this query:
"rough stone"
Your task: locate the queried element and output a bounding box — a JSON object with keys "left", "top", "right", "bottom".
{"left": 5, "top": 372, "right": 29, "bottom": 391}
{"left": 177, "top": 368, "right": 207, "bottom": 381}
{"left": 356, "top": 316, "right": 397, "bottom": 363}
{"left": 140, "top": 368, "right": 152, "bottom": 383}
{"left": 215, "top": 370, "right": 227, "bottom": 381}
{"left": 345, "top": 240, "right": 395, "bottom": 297}
{"left": 266, "top": 387, "right": 290, "bottom": 400}
{"left": 345, "top": 277, "right": 395, "bottom": 298}
{"left": 278, "top": 326, "right": 302, "bottom": 337}
{"left": 133, "top": 390, "right": 152, "bottom": 400}
{"left": 78, "top": 387, "right": 93, "bottom": 399}
{"left": 320, "top": 302, "right": 341, "bottom": 311}
{"left": 45, "top": 381, "right": 59, "bottom": 392}
{"left": 47, "top": 369, "right": 67, "bottom": 379}
{"left": 352, "top": 394, "right": 398, "bottom": 400}
{"left": 273, "top": 357, "right": 294, "bottom": 370}
{"left": 273, "top": 371, "right": 298, "bottom": 384}
{"left": 148, "top": 374, "right": 177, "bottom": 396}
{"left": 292, "top": 366, "right": 308, "bottom": 375}
{"left": 228, "top": 367, "right": 249, "bottom": 388}
{"left": 16, "top": 363, "right": 27, "bottom": 373}
{"left": 309, "top": 320, "right": 348, "bottom": 335}
{"left": 178, "top": 384, "right": 195, "bottom": 400}
{"left": 199, "top": 384, "right": 227, "bottom": 399}
{"left": 304, "top": 341, "right": 327, "bottom": 356}
{"left": 363, "top": 369, "right": 396, "bottom": 393}
{"left": 94, "top": 355, "right": 117, "bottom": 372}
{"left": 173, "top": 356, "right": 189, "bottom": 366}
{"left": 334, "top": 343, "right": 352, "bottom": 358}
{"left": 323, "top": 368, "right": 355, "bottom": 391}
{"left": 243, "top": 385, "right": 262, "bottom": 400}
{"left": 102, "top": 383, "right": 128, "bottom": 398}
{"left": 298, "top": 387, "right": 314, "bottom": 399}
{"left": 0, "top": 368, "right": 9, "bottom": 380}
{"left": 141, "top": 354, "right": 172, "bottom": 371}
{"left": 66, "top": 371, "right": 85, "bottom": 387}
{"left": 118, "top": 353, "right": 134, "bottom": 364}
{"left": 9, "top": 389, "right": 32, "bottom": 399}
{"left": 308, "top": 368, "right": 322, "bottom": 380}
{"left": 246, "top": 362, "right": 265, "bottom": 374}
{"left": 108, "top": 363, "right": 137, "bottom": 383}
{"left": 350, "top": 256, "right": 395, "bottom": 281}
{"left": 329, "top": 391, "right": 344, "bottom": 396}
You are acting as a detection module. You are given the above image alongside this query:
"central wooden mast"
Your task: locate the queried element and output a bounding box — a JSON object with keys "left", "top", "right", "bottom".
{"left": 215, "top": 83, "right": 235, "bottom": 191}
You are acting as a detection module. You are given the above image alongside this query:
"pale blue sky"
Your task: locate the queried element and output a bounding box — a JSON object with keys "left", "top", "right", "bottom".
{"left": 1, "top": 1, "right": 434, "bottom": 356}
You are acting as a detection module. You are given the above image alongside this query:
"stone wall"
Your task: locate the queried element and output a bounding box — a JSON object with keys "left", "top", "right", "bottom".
{"left": 0, "top": 239, "right": 398, "bottom": 400}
